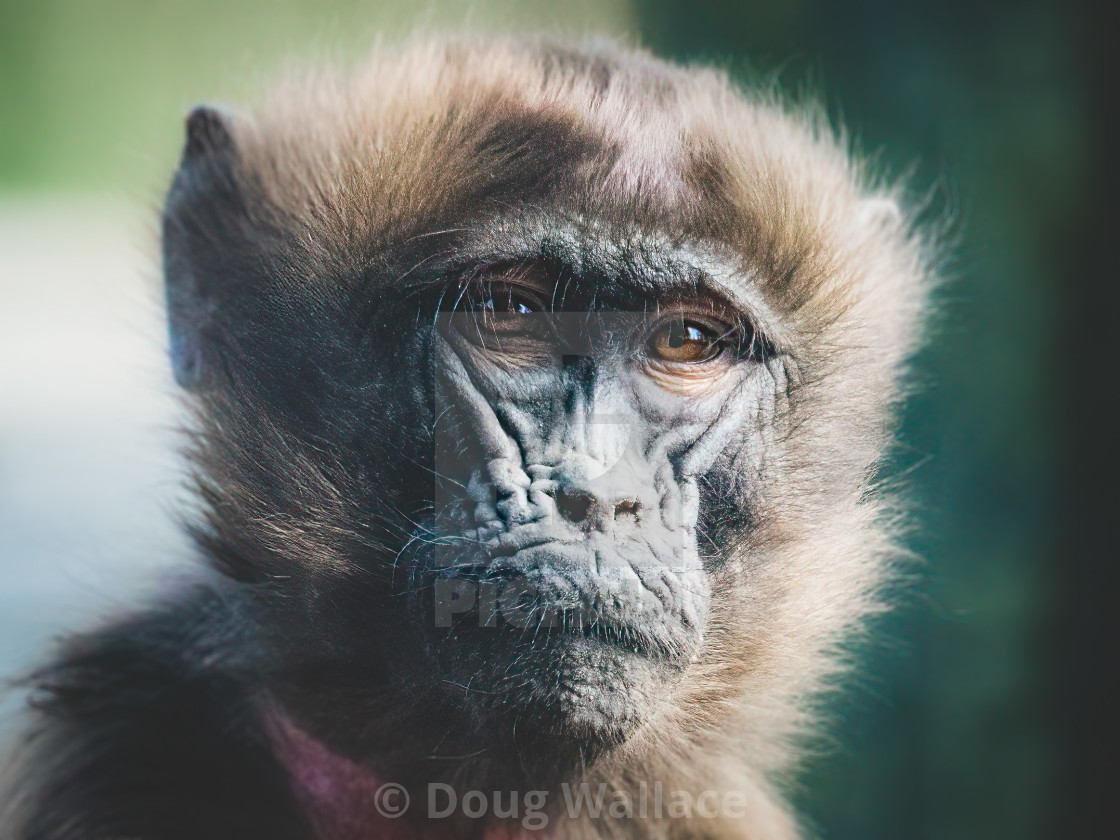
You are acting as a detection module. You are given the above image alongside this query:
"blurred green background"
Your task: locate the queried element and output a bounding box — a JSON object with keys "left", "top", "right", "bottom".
{"left": 1, "top": 2, "right": 1108, "bottom": 839}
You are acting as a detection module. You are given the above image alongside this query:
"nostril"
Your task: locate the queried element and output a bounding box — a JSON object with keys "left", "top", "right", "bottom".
{"left": 613, "top": 499, "right": 642, "bottom": 521}
{"left": 556, "top": 489, "right": 595, "bottom": 523}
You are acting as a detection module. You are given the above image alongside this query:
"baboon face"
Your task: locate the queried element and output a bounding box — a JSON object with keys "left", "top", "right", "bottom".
{"left": 415, "top": 237, "right": 780, "bottom": 753}
{"left": 165, "top": 40, "right": 923, "bottom": 779}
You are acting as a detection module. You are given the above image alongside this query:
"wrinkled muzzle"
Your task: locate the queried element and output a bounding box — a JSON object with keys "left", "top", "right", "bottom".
{"left": 417, "top": 312, "right": 711, "bottom": 665}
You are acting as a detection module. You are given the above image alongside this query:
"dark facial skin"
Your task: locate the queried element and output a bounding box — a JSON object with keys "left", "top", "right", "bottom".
{"left": 413, "top": 244, "right": 766, "bottom": 755}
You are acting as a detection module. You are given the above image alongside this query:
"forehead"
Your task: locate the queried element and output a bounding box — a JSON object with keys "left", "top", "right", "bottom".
{"left": 432, "top": 215, "right": 784, "bottom": 334}
{"left": 236, "top": 40, "right": 735, "bottom": 234}
{"left": 230, "top": 39, "right": 858, "bottom": 336}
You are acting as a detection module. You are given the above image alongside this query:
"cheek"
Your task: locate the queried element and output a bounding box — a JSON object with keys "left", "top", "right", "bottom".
{"left": 441, "top": 326, "right": 561, "bottom": 400}
{"left": 466, "top": 332, "right": 558, "bottom": 370}
{"left": 640, "top": 359, "right": 737, "bottom": 396}
{"left": 628, "top": 363, "right": 750, "bottom": 423}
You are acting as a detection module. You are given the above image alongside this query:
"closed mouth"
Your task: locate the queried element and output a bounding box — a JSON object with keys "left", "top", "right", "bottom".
{"left": 430, "top": 565, "right": 695, "bottom": 662}
{"left": 464, "top": 520, "right": 583, "bottom": 556}
{"left": 460, "top": 594, "right": 679, "bottom": 660}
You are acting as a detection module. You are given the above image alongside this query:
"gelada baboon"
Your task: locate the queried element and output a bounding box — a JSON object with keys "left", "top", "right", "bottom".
{"left": 0, "top": 36, "right": 932, "bottom": 840}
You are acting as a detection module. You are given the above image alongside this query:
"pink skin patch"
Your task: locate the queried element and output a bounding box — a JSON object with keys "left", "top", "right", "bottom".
{"left": 266, "top": 710, "right": 542, "bottom": 840}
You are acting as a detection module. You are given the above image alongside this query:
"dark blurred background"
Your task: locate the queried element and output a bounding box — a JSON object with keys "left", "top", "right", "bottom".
{"left": 1, "top": 2, "right": 1114, "bottom": 839}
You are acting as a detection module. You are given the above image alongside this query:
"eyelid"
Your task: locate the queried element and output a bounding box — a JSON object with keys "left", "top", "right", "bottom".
{"left": 494, "top": 281, "right": 549, "bottom": 311}
{"left": 641, "top": 309, "right": 768, "bottom": 364}
{"left": 646, "top": 310, "right": 732, "bottom": 342}
{"left": 459, "top": 278, "right": 550, "bottom": 314}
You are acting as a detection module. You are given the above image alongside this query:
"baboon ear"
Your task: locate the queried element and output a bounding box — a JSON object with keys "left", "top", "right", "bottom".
{"left": 163, "top": 105, "right": 245, "bottom": 390}
{"left": 183, "top": 104, "right": 237, "bottom": 160}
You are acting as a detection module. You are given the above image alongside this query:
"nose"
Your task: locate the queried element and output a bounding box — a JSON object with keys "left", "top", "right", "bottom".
{"left": 555, "top": 486, "right": 643, "bottom": 526}
{"left": 555, "top": 487, "right": 597, "bottom": 523}
{"left": 553, "top": 460, "right": 645, "bottom": 528}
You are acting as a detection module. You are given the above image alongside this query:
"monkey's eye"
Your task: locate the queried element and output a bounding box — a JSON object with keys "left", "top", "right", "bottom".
{"left": 469, "top": 283, "right": 544, "bottom": 315}
{"left": 450, "top": 280, "right": 555, "bottom": 362}
{"left": 454, "top": 281, "right": 547, "bottom": 318}
{"left": 646, "top": 318, "right": 726, "bottom": 364}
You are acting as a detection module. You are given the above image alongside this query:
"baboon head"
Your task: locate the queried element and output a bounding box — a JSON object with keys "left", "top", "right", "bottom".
{"left": 163, "top": 37, "right": 929, "bottom": 794}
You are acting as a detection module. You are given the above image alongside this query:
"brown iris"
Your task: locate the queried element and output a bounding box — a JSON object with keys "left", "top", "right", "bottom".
{"left": 647, "top": 318, "right": 724, "bottom": 363}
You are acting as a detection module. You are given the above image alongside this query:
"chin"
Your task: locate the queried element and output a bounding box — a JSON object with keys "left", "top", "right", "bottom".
{"left": 407, "top": 533, "right": 707, "bottom": 774}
